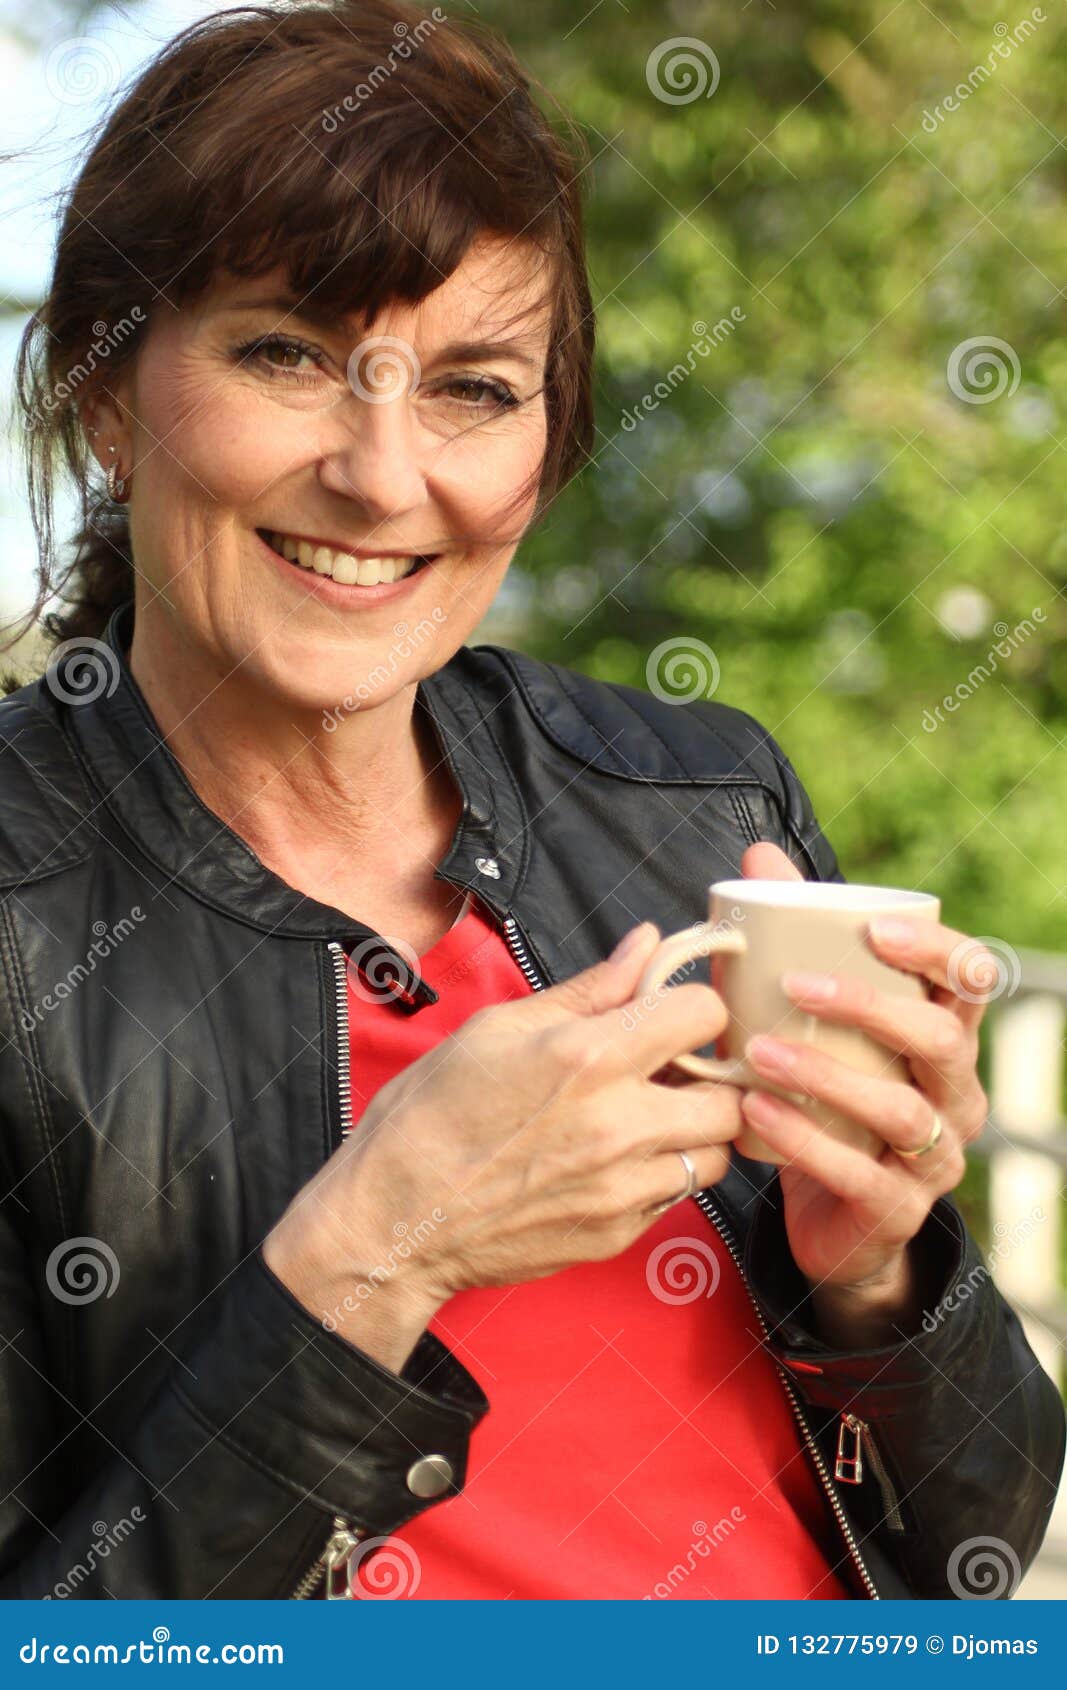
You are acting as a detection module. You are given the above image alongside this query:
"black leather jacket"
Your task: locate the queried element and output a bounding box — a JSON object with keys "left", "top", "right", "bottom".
{"left": 0, "top": 598, "right": 1062, "bottom": 1601}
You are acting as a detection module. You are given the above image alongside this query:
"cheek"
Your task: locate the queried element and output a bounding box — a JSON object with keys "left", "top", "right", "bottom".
{"left": 133, "top": 355, "right": 309, "bottom": 509}
{"left": 432, "top": 414, "right": 547, "bottom": 536}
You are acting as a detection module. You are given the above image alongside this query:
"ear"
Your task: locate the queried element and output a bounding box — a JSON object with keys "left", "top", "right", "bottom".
{"left": 739, "top": 841, "right": 805, "bottom": 882}
{"left": 78, "top": 389, "right": 129, "bottom": 469}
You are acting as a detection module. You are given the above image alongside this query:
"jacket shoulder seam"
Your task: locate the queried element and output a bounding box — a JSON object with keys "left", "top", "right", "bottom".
{"left": 477, "top": 645, "right": 784, "bottom": 789}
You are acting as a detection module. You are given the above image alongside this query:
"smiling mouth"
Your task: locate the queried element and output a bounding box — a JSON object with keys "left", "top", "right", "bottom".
{"left": 258, "top": 529, "right": 439, "bottom": 586}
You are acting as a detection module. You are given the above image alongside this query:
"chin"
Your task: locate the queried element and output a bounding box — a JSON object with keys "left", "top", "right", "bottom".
{"left": 237, "top": 620, "right": 426, "bottom": 721}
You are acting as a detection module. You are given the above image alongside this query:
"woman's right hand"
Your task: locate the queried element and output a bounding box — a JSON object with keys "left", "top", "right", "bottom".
{"left": 262, "top": 921, "right": 742, "bottom": 1372}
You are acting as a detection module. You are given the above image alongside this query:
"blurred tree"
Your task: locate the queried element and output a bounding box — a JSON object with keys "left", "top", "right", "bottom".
{"left": 472, "top": 0, "right": 1066, "bottom": 954}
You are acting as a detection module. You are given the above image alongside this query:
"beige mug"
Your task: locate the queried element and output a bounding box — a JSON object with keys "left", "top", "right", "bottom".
{"left": 635, "top": 879, "right": 941, "bottom": 1165}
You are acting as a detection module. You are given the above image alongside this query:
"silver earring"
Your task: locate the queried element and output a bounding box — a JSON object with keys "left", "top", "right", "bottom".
{"left": 105, "top": 448, "right": 130, "bottom": 504}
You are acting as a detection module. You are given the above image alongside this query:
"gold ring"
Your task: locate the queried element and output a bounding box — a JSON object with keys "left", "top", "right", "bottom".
{"left": 894, "top": 1112, "right": 944, "bottom": 1160}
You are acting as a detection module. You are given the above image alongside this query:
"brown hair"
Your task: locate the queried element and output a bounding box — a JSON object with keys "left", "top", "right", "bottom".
{"left": 10, "top": 0, "right": 595, "bottom": 679}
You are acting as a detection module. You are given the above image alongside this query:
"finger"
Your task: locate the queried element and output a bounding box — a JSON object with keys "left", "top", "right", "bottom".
{"left": 739, "top": 1089, "right": 961, "bottom": 1207}
{"left": 745, "top": 1028, "right": 966, "bottom": 1156}
{"left": 604, "top": 979, "right": 731, "bottom": 1080}
{"left": 534, "top": 922, "right": 662, "bottom": 1022}
{"left": 633, "top": 1076, "right": 743, "bottom": 1153}
{"left": 636, "top": 1143, "right": 734, "bottom": 1213}
{"left": 778, "top": 968, "right": 977, "bottom": 1091}
{"left": 740, "top": 841, "right": 806, "bottom": 882}
{"left": 865, "top": 919, "right": 1001, "bottom": 1031}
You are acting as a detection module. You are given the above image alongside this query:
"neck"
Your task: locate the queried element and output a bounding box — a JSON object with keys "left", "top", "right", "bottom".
{"left": 127, "top": 603, "right": 452, "bottom": 871}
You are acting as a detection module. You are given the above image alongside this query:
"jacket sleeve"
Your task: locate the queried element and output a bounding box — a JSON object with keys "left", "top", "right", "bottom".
{"left": 743, "top": 1182, "right": 1065, "bottom": 1597}
{"left": 0, "top": 1177, "right": 487, "bottom": 1598}
{"left": 761, "top": 723, "right": 848, "bottom": 884}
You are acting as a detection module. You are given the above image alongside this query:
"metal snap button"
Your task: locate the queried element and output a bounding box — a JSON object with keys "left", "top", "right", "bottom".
{"left": 406, "top": 1454, "right": 454, "bottom": 1498}
{"left": 475, "top": 856, "right": 501, "bottom": 879}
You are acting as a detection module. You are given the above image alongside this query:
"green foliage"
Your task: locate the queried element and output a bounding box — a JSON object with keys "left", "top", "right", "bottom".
{"left": 478, "top": 0, "right": 1067, "bottom": 950}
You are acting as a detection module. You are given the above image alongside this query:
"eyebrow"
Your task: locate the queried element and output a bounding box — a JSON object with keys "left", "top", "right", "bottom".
{"left": 219, "top": 296, "right": 546, "bottom": 372}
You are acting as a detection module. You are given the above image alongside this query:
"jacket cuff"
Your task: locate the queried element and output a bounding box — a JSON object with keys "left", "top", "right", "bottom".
{"left": 170, "top": 1247, "right": 488, "bottom": 1534}
{"left": 742, "top": 1179, "right": 980, "bottom": 1410}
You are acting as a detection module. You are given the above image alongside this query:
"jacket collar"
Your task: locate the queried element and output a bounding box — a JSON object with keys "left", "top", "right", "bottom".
{"left": 61, "top": 599, "right": 527, "bottom": 971}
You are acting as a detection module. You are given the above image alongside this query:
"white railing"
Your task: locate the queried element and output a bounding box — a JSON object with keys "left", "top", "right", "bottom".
{"left": 981, "top": 951, "right": 1066, "bottom": 1597}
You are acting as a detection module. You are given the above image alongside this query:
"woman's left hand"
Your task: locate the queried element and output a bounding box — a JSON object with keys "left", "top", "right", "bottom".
{"left": 735, "top": 844, "right": 992, "bottom": 1340}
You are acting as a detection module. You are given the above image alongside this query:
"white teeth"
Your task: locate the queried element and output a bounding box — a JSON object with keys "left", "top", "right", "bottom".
{"left": 269, "top": 532, "right": 423, "bottom": 585}
{"left": 331, "top": 554, "right": 360, "bottom": 586}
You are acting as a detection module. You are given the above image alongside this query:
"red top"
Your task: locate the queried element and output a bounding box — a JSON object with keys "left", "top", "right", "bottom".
{"left": 342, "top": 898, "right": 853, "bottom": 1600}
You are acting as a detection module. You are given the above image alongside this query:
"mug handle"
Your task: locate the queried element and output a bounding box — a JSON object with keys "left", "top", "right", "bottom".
{"left": 635, "top": 923, "right": 748, "bottom": 1082}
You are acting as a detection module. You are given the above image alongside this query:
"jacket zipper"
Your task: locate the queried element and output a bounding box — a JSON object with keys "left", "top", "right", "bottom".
{"left": 289, "top": 942, "right": 361, "bottom": 1598}
{"left": 291, "top": 920, "right": 544, "bottom": 1596}
{"left": 502, "top": 913, "right": 546, "bottom": 990}
{"left": 836, "top": 1412, "right": 906, "bottom": 1533}
{"left": 692, "top": 1188, "right": 881, "bottom": 1600}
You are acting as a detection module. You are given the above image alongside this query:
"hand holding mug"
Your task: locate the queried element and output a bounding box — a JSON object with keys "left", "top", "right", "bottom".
{"left": 637, "top": 843, "right": 992, "bottom": 1336}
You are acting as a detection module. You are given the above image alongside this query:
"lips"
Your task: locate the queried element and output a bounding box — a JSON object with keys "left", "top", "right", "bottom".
{"left": 257, "top": 528, "right": 438, "bottom": 586}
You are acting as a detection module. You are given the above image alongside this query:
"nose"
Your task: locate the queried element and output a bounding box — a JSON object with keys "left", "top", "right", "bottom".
{"left": 317, "top": 387, "right": 428, "bottom": 528}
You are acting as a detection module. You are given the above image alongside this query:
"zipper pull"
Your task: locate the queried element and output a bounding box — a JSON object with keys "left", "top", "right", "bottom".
{"left": 835, "top": 1412, "right": 865, "bottom": 1484}
{"left": 322, "top": 1516, "right": 363, "bottom": 1599}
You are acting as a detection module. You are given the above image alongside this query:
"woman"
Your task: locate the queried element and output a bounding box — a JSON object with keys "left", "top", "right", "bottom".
{"left": 2, "top": 0, "right": 1061, "bottom": 1601}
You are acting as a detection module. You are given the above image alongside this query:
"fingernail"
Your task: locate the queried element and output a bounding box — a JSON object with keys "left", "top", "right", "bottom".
{"left": 610, "top": 922, "right": 653, "bottom": 964}
{"left": 869, "top": 917, "right": 914, "bottom": 947}
{"left": 741, "top": 1089, "right": 783, "bottom": 1122}
{"left": 746, "top": 1035, "right": 798, "bottom": 1076}
{"left": 781, "top": 969, "right": 837, "bottom": 1003}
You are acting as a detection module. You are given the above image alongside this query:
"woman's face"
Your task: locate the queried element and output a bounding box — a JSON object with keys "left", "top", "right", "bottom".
{"left": 104, "top": 234, "right": 551, "bottom": 715}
